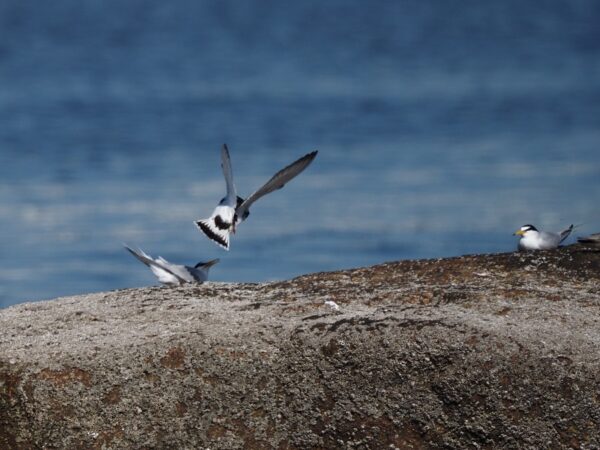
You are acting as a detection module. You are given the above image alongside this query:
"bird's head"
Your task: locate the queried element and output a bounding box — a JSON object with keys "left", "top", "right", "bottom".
{"left": 514, "top": 224, "right": 538, "bottom": 237}
{"left": 194, "top": 259, "right": 220, "bottom": 270}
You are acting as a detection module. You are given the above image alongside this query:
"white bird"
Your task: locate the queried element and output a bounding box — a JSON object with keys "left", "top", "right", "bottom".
{"left": 124, "top": 245, "right": 219, "bottom": 285}
{"left": 195, "top": 144, "right": 318, "bottom": 250}
{"left": 513, "top": 224, "right": 573, "bottom": 251}
{"left": 577, "top": 232, "right": 600, "bottom": 245}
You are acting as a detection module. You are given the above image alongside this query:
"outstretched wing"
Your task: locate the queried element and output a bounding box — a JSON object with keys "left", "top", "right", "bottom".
{"left": 236, "top": 150, "right": 317, "bottom": 219}
{"left": 221, "top": 144, "right": 237, "bottom": 206}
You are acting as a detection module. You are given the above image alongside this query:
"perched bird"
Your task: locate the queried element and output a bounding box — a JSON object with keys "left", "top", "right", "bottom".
{"left": 195, "top": 144, "right": 318, "bottom": 250}
{"left": 513, "top": 224, "right": 573, "bottom": 251}
{"left": 124, "top": 245, "right": 219, "bottom": 285}
{"left": 577, "top": 233, "right": 600, "bottom": 245}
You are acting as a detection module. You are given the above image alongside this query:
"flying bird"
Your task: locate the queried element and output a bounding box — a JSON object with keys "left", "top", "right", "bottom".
{"left": 513, "top": 224, "right": 573, "bottom": 251}
{"left": 124, "top": 245, "right": 219, "bottom": 285}
{"left": 577, "top": 232, "right": 600, "bottom": 245}
{"left": 195, "top": 144, "right": 318, "bottom": 250}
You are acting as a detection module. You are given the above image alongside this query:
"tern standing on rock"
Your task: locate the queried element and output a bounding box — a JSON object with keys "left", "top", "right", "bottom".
{"left": 513, "top": 224, "right": 574, "bottom": 251}
{"left": 124, "top": 245, "right": 219, "bottom": 285}
{"left": 195, "top": 144, "right": 318, "bottom": 250}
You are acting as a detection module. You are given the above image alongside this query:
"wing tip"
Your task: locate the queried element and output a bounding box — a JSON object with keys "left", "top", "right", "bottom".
{"left": 123, "top": 244, "right": 154, "bottom": 267}
{"left": 298, "top": 149, "right": 318, "bottom": 168}
{"left": 304, "top": 149, "right": 318, "bottom": 161}
{"left": 123, "top": 243, "right": 141, "bottom": 256}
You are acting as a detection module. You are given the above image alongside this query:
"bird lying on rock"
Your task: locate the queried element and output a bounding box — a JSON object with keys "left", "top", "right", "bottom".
{"left": 124, "top": 245, "right": 219, "bottom": 285}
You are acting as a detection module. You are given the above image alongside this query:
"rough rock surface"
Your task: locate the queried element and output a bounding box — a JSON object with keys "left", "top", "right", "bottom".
{"left": 1, "top": 244, "right": 600, "bottom": 449}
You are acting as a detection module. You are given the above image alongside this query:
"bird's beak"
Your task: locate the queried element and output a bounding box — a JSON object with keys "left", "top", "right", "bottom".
{"left": 204, "top": 258, "right": 220, "bottom": 268}
{"left": 514, "top": 230, "right": 525, "bottom": 236}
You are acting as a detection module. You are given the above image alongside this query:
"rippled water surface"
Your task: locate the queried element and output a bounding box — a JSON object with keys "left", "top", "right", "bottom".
{"left": 1, "top": 1, "right": 600, "bottom": 307}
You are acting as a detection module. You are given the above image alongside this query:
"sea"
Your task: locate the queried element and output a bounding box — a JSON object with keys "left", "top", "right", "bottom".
{"left": 1, "top": 0, "right": 599, "bottom": 308}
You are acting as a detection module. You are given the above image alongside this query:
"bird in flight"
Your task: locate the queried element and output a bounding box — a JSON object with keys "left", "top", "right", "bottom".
{"left": 513, "top": 224, "right": 573, "bottom": 251}
{"left": 124, "top": 244, "right": 219, "bottom": 285}
{"left": 195, "top": 144, "right": 318, "bottom": 250}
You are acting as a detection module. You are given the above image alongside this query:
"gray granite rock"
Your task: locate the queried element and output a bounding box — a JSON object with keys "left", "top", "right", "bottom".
{"left": 1, "top": 245, "right": 600, "bottom": 449}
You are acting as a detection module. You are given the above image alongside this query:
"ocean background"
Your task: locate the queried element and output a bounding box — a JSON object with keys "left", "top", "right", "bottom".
{"left": 1, "top": 0, "right": 599, "bottom": 308}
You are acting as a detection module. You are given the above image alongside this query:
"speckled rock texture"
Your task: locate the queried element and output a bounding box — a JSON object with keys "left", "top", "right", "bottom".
{"left": 1, "top": 244, "right": 600, "bottom": 449}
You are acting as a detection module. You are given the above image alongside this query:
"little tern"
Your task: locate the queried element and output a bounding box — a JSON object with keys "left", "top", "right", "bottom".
{"left": 195, "top": 144, "right": 318, "bottom": 250}
{"left": 513, "top": 224, "right": 573, "bottom": 251}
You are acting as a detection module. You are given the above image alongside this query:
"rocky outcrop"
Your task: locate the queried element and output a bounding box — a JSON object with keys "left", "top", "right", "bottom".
{"left": 1, "top": 245, "right": 600, "bottom": 449}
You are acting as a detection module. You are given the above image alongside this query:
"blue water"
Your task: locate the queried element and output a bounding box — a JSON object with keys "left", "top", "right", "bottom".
{"left": 1, "top": 1, "right": 600, "bottom": 308}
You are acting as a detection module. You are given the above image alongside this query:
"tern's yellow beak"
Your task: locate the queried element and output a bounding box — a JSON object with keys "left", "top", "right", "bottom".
{"left": 514, "top": 229, "right": 525, "bottom": 236}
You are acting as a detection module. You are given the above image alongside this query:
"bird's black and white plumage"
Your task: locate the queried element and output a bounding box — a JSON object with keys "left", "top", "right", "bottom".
{"left": 124, "top": 245, "right": 219, "bottom": 285}
{"left": 513, "top": 224, "right": 573, "bottom": 251}
{"left": 577, "top": 232, "right": 600, "bottom": 245}
{"left": 195, "top": 144, "right": 318, "bottom": 250}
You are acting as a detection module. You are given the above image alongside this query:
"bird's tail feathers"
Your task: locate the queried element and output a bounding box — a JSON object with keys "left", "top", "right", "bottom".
{"left": 195, "top": 219, "right": 230, "bottom": 250}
